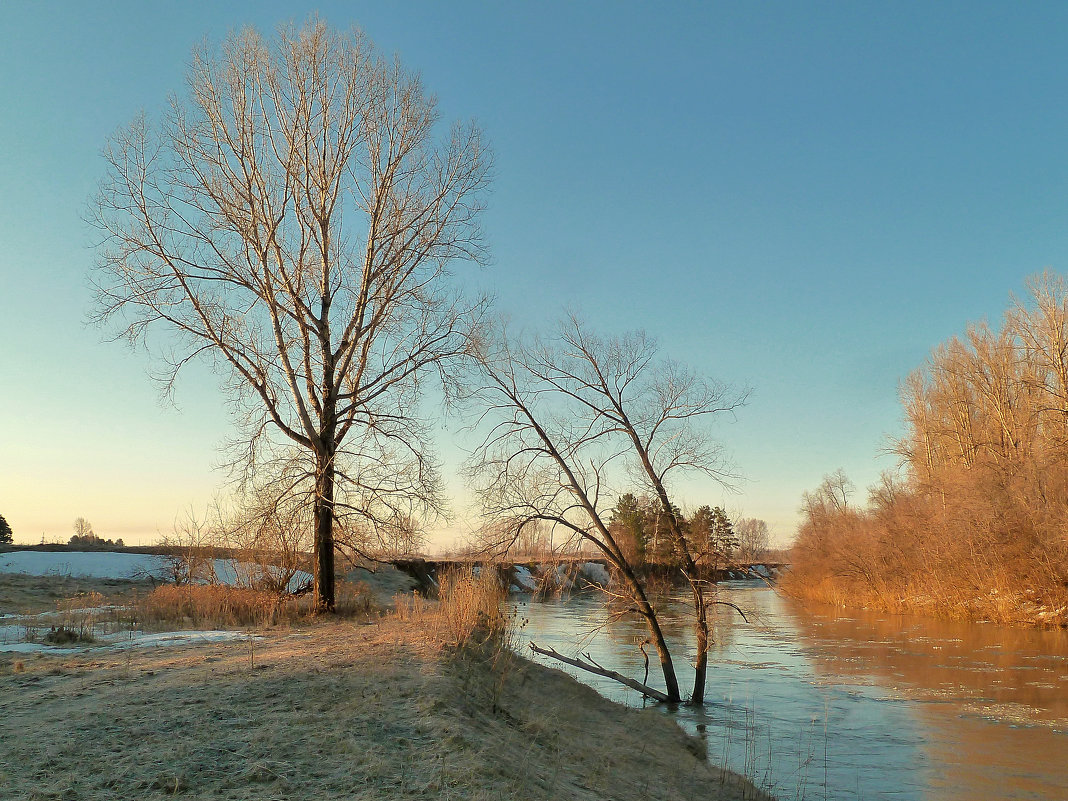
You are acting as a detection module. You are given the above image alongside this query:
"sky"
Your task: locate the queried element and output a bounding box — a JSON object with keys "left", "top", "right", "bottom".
{"left": 3, "top": 1, "right": 1068, "bottom": 549}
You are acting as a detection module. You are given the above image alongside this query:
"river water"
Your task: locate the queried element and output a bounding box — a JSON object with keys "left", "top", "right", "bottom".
{"left": 514, "top": 582, "right": 1068, "bottom": 800}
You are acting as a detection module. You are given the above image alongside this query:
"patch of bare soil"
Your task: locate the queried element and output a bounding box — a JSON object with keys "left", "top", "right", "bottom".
{"left": 0, "top": 618, "right": 772, "bottom": 800}
{"left": 0, "top": 574, "right": 157, "bottom": 615}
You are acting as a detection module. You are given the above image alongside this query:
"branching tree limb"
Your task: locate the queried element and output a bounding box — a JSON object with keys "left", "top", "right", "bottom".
{"left": 529, "top": 642, "right": 672, "bottom": 703}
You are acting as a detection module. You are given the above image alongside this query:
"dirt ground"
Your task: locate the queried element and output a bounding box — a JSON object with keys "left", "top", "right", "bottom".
{"left": 0, "top": 614, "right": 772, "bottom": 800}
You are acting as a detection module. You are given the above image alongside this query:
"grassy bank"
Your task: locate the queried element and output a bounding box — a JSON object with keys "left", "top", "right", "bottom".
{"left": 0, "top": 581, "right": 771, "bottom": 800}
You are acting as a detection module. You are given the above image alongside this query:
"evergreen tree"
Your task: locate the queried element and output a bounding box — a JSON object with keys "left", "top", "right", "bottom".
{"left": 709, "top": 506, "right": 737, "bottom": 559}
{"left": 0, "top": 514, "right": 12, "bottom": 545}
{"left": 609, "top": 493, "right": 648, "bottom": 563}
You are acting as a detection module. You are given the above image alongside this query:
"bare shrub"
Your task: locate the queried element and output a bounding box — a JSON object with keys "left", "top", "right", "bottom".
{"left": 334, "top": 581, "right": 377, "bottom": 618}
{"left": 217, "top": 486, "right": 311, "bottom": 595}
{"left": 157, "top": 509, "right": 218, "bottom": 586}
{"left": 51, "top": 591, "right": 109, "bottom": 642}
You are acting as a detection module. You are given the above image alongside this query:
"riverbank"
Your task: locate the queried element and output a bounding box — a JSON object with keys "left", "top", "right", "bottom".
{"left": 778, "top": 571, "right": 1068, "bottom": 627}
{"left": 0, "top": 614, "right": 771, "bottom": 800}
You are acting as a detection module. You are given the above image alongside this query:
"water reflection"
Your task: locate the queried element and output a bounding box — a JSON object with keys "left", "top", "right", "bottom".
{"left": 515, "top": 584, "right": 1068, "bottom": 800}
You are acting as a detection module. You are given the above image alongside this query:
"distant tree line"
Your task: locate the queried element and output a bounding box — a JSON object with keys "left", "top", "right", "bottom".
{"left": 607, "top": 494, "right": 769, "bottom": 566}
{"left": 68, "top": 517, "right": 124, "bottom": 549}
{"left": 785, "top": 272, "right": 1068, "bottom": 625}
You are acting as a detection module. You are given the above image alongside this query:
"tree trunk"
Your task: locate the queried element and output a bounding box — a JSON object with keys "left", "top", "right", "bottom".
{"left": 636, "top": 595, "right": 682, "bottom": 703}
{"left": 313, "top": 452, "right": 336, "bottom": 613}
{"left": 614, "top": 559, "right": 681, "bottom": 702}
{"left": 690, "top": 580, "right": 709, "bottom": 704}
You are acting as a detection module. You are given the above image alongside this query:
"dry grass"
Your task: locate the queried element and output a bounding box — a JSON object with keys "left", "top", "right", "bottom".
{"left": 780, "top": 571, "right": 1068, "bottom": 626}
{"left": 0, "top": 574, "right": 156, "bottom": 615}
{"left": 135, "top": 580, "right": 377, "bottom": 629}
{"left": 392, "top": 566, "right": 522, "bottom": 658}
{"left": 438, "top": 566, "right": 509, "bottom": 645}
{"left": 0, "top": 617, "right": 771, "bottom": 801}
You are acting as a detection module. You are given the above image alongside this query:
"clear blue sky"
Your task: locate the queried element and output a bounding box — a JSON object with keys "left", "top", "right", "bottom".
{"left": 3, "top": 1, "right": 1067, "bottom": 547}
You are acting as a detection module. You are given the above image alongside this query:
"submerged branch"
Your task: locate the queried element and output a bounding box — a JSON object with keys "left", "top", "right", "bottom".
{"left": 529, "top": 641, "right": 672, "bottom": 703}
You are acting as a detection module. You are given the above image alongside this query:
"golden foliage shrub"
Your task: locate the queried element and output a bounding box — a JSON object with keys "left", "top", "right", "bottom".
{"left": 786, "top": 272, "right": 1068, "bottom": 625}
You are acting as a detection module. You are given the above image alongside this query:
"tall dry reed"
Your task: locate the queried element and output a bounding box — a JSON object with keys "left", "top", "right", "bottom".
{"left": 392, "top": 566, "right": 514, "bottom": 648}
{"left": 136, "top": 581, "right": 376, "bottom": 628}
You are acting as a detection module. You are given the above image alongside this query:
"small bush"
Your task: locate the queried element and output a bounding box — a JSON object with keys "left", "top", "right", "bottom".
{"left": 45, "top": 625, "right": 94, "bottom": 645}
{"left": 52, "top": 591, "right": 108, "bottom": 642}
{"left": 334, "top": 580, "right": 377, "bottom": 617}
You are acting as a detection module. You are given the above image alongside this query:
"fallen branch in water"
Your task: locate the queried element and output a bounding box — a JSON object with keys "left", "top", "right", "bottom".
{"left": 529, "top": 642, "right": 672, "bottom": 703}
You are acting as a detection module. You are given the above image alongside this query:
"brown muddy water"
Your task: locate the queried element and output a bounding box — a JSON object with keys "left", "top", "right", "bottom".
{"left": 516, "top": 583, "right": 1068, "bottom": 800}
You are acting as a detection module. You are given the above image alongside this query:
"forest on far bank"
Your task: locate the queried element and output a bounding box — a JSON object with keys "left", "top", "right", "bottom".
{"left": 785, "top": 271, "right": 1068, "bottom": 626}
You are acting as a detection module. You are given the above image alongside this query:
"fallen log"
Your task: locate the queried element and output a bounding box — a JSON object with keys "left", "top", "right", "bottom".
{"left": 529, "top": 642, "right": 672, "bottom": 703}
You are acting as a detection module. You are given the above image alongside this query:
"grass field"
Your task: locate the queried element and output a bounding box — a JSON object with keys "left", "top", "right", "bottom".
{"left": 0, "top": 573, "right": 772, "bottom": 801}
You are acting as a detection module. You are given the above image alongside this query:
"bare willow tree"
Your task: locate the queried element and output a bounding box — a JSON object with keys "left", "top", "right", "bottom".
{"left": 90, "top": 21, "right": 491, "bottom": 611}
{"left": 468, "top": 315, "right": 746, "bottom": 703}
{"left": 733, "top": 517, "right": 771, "bottom": 563}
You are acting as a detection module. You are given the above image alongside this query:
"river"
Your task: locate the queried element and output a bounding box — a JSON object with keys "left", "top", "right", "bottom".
{"left": 514, "top": 582, "right": 1068, "bottom": 800}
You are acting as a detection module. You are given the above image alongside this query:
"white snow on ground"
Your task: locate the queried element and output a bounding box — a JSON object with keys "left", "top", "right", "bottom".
{"left": 0, "top": 627, "right": 257, "bottom": 654}
{"left": 512, "top": 565, "right": 538, "bottom": 591}
{"left": 0, "top": 550, "right": 166, "bottom": 580}
{"left": 579, "top": 562, "right": 611, "bottom": 587}
{"left": 0, "top": 550, "right": 312, "bottom": 593}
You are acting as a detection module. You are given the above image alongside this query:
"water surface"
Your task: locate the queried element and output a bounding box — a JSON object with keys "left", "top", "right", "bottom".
{"left": 516, "top": 583, "right": 1068, "bottom": 800}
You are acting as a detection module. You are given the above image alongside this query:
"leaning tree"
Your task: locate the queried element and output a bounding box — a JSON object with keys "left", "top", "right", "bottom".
{"left": 468, "top": 315, "right": 747, "bottom": 703}
{"left": 91, "top": 20, "right": 491, "bottom": 610}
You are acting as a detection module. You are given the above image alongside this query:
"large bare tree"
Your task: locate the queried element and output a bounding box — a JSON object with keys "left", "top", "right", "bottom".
{"left": 91, "top": 21, "right": 491, "bottom": 611}
{"left": 468, "top": 316, "right": 746, "bottom": 703}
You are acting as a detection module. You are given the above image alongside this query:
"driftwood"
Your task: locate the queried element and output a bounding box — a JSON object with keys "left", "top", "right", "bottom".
{"left": 529, "top": 642, "right": 672, "bottom": 703}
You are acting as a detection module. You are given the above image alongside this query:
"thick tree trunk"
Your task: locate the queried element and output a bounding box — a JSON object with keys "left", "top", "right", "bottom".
{"left": 636, "top": 595, "right": 681, "bottom": 703}
{"left": 313, "top": 453, "right": 336, "bottom": 613}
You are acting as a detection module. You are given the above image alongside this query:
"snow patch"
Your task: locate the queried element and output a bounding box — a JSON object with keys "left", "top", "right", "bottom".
{"left": 512, "top": 565, "right": 538, "bottom": 591}
{"left": 0, "top": 627, "right": 257, "bottom": 654}
{"left": 580, "top": 562, "right": 611, "bottom": 587}
{"left": 0, "top": 551, "right": 166, "bottom": 580}
{"left": 0, "top": 550, "right": 312, "bottom": 593}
